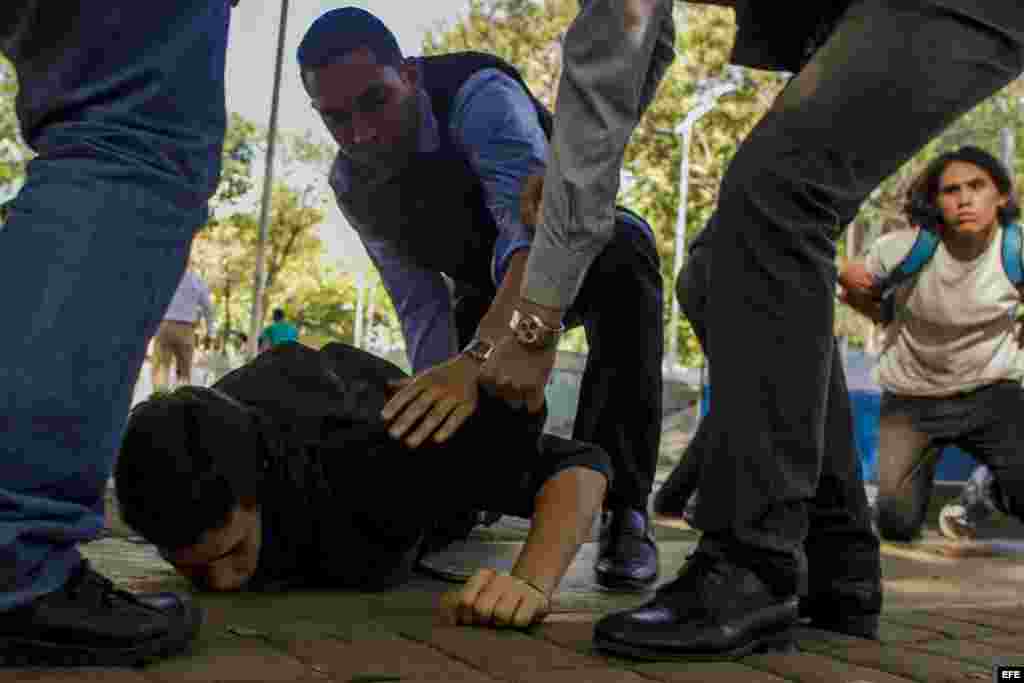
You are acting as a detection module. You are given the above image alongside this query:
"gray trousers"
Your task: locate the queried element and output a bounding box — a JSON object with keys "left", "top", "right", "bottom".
{"left": 523, "top": 0, "right": 676, "bottom": 309}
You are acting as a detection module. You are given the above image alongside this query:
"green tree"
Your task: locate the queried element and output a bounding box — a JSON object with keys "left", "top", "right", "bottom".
{"left": 194, "top": 113, "right": 367, "bottom": 348}
{"left": 0, "top": 56, "right": 32, "bottom": 197}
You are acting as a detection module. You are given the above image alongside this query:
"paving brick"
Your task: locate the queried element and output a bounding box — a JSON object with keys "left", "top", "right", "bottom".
{"left": 875, "top": 619, "right": 949, "bottom": 644}
{"left": 535, "top": 618, "right": 640, "bottom": 669}
{"left": 909, "top": 634, "right": 1024, "bottom": 668}
{"left": 825, "top": 642, "right": 990, "bottom": 683}
{"left": 629, "top": 661, "right": 790, "bottom": 683}
{"left": 514, "top": 669, "right": 652, "bottom": 683}
{"left": 921, "top": 608, "right": 1024, "bottom": 635}
{"left": 743, "top": 650, "right": 914, "bottom": 683}
{"left": 970, "top": 605, "right": 1024, "bottom": 630}
{"left": 880, "top": 610, "right": 1006, "bottom": 641}
{"left": 400, "top": 625, "right": 602, "bottom": 679}
{"left": 786, "top": 627, "right": 878, "bottom": 656}
{"left": 0, "top": 670, "right": 153, "bottom": 682}
{"left": 284, "top": 635, "right": 497, "bottom": 682}
{"left": 147, "top": 632, "right": 311, "bottom": 682}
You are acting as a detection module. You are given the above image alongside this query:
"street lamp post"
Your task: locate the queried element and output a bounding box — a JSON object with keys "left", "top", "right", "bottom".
{"left": 247, "top": 0, "right": 291, "bottom": 358}
{"left": 667, "top": 77, "right": 738, "bottom": 369}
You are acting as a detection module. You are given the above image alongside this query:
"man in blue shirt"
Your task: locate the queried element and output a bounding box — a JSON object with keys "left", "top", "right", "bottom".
{"left": 297, "top": 7, "right": 665, "bottom": 591}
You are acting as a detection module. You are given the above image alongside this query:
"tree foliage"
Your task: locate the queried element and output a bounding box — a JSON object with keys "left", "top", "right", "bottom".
{"left": 191, "top": 113, "right": 362, "bottom": 350}
{"left": 425, "top": 0, "right": 1024, "bottom": 362}
{"left": 0, "top": 56, "right": 32, "bottom": 197}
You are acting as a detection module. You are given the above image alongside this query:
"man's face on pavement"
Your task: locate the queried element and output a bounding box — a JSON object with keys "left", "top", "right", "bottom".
{"left": 160, "top": 504, "right": 262, "bottom": 592}
{"left": 936, "top": 160, "right": 1008, "bottom": 240}
{"left": 305, "top": 47, "right": 420, "bottom": 169}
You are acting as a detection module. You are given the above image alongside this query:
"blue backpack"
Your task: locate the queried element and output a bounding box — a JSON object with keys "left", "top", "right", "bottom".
{"left": 875, "top": 222, "right": 1024, "bottom": 324}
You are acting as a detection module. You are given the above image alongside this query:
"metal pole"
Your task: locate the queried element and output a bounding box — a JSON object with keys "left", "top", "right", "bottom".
{"left": 354, "top": 269, "right": 366, "bottom": 349}
{"left": 364, "top": 276, "right": 377, "bottom": 350}
{"left": 667, "top": 82, "right": 736, "bottom": 368}
{"left": 668, "top": 121, "right": 694, "bottom": 368}
{"left": 247, "top": 0, "right": 291, "bottom": 358}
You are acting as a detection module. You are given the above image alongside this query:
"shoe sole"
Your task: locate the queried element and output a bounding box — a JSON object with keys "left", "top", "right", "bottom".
{"left": 593, "top": 570, "right": 659, "bottom": 593}
{"left": 594, "top": 627, "right": 797, "bottom": 662}
{"left": 0, "top": 602, "right": 203, "bottom": 668}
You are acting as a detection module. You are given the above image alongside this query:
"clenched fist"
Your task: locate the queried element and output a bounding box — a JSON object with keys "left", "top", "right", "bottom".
{"left": 439, "top": 568, "right": 551, "bottom": 629}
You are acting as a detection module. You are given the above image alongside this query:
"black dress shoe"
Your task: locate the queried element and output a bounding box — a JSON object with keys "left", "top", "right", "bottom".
{"left": 594, "top": 552, "right": 799, "bottom": 661}
{"left": 594, "top": 507, "right": 659, "bottom": 591}
{"left": 0, "top": 560, "right": 202, "bottom": 667}
{"left": 799, "top": 535, "right": 882, "bottom": 640}
{"left": 799, "top": 578, "right": 881, "bottom": 640}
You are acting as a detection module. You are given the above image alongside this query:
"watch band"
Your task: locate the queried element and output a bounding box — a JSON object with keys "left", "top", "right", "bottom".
{"left": 462, "top": 336, "right": 494, "bottom": 364}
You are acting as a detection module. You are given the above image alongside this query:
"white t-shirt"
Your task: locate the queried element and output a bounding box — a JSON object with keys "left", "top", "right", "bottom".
{"left": 865, "top": 226, "right": 1024, "bottom": 397}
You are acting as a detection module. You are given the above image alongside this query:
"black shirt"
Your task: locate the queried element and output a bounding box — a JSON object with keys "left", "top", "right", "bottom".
{"left": 212, "top": 342, "right": 611, "bottom": 591}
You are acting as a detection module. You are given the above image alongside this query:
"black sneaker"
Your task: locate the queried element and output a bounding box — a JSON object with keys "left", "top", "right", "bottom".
{"left": 0, "top": 560, "right": 202, "bottom": 667}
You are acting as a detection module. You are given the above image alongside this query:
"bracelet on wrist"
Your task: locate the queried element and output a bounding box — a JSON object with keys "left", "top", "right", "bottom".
{"left": 462, "top": 337, "right": 494, "bottom": 364}
{"left": 507, "top": 573, "right": 551, "bottom": 602}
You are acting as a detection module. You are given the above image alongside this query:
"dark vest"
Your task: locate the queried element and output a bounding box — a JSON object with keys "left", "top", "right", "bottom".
{"left": 334, "top": 52, "right": 552, "bottom": 291}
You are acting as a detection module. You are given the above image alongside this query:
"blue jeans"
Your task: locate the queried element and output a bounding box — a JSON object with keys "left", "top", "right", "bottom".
{"left": 0, "top": 1, "right": 231, "bottom": 610}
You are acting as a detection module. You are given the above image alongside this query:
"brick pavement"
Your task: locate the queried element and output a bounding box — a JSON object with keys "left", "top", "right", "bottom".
{"left": 3, "top": 479, "right": 1020, "bottom": 682}
{"left": 0, "top": 525, "right": 1018, "bottom": 683}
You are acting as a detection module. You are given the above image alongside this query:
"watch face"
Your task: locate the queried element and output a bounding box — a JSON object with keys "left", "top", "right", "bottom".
{"left": 519, "top": 326, "right": 540, "bottom": 345}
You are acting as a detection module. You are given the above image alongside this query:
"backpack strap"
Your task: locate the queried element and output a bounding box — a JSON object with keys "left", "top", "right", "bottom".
{"left": 877, "top": 228, "right": 940, "bottom": 324}
{"left": 1000, "top": 222, "right": 1024, "bottom": 287}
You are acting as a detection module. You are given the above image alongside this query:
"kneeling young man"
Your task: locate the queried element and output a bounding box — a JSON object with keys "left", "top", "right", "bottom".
{"left": 841, "top": 146, "right": 1024, "bottom": 543}
{"left": 115, "top": 341, "right": 609, "bottom": 629}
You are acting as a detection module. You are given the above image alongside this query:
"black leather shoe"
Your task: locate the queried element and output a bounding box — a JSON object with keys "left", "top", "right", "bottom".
{"left": 594, "top": 507, "right": 659, "bottom": 591}
{"left": 798, "top": 540, "right": 880, "bottom": 643}
{"left": 799, "top": 581, "right": 881, "bottom": 640}
{"left": 0, "top": 560, "right": 202, "bottom": 667}
{"left": 594, "top": 552, "right": 799, "bottom": 661}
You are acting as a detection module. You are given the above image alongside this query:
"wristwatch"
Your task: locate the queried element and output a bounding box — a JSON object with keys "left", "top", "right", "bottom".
{"left": 509, "top": 309, "right": 564, "bottom": 351}
{"left": 462, "top": 337, "right": 495, "bottom": 364}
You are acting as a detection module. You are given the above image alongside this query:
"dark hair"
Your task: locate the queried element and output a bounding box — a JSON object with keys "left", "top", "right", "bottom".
{"left": 114, "top": 387, "right": 267, "bottom": 550}
{"left": 906, "top": 145, "right": 1021, "bottom": 228}
{"left": 297, "top": 7, "right": 404, "bottom": 79}
{"left": 272, "top": 308, "right": 285, "bottom": 322}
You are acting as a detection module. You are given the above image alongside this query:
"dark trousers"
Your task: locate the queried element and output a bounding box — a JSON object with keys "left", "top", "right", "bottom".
{"left": 693, "top": 1, "right": 1023, "bottom": 594}
{"left": 876, "top": 382, "right": 1024, "bottom": 541}
{"left": 671, "top": 238, "right": 878, "bottom": 598}
{"left": 455, "top": 213, "right": 664, "bottom": 511}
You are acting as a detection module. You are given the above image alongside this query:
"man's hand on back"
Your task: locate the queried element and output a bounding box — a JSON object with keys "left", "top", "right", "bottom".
{"left": 381, "top": 354, "right": 480, "bottom": 448}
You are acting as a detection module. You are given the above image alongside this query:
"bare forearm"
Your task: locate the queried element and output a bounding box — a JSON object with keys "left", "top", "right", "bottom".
{"left": 477, "top": 249, "right": 560, "bottom": 340}
{"left": 511, "top": 467, "right": 607, "bottom": 595}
